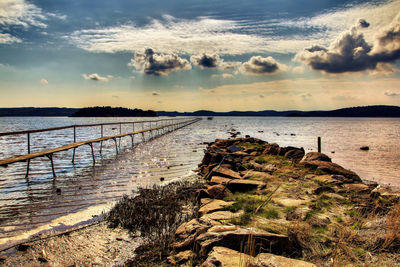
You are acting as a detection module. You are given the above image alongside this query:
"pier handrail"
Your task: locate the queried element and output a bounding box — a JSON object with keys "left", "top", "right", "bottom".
{"left": 0, "top": 118, "right": 188, "bottom": 137}
{"left": 0, "top": 118, "right": 201, "bottom": 177}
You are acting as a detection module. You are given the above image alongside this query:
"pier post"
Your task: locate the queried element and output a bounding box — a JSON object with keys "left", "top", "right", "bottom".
{"left": 88, "top": 143, "right": 95, "bottom": 165}
{"left": 318, "top": 137, "right": 321, "bottom": 153}
{"left": 72, "top": 126, "right": 76, "bottom": 164}
{"left": 100, "top": 125, "right": 103, "bottom": 154}
{"left": 25, "top": 132, "right": 30, "bottom": 178}
{"left": 46, "top": 154, "right": 56, "bottom": 178}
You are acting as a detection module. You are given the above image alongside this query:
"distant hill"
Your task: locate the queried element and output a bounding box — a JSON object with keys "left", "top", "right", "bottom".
{"left": 0, "top": 107, "right": 78, "bottom": 116}
{"left": 158, "top": 105, "right": 400, "bottom": 117}
{"left": 70, "top": 106, "right": 157, "bottom": 117}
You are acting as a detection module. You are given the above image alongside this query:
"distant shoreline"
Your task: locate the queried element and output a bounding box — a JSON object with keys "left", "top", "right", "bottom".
{"left": 0, "top": 105, "right": 400, "bottom": 117}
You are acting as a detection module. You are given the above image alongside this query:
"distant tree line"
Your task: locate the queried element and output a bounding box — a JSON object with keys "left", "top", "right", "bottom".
{"left": 70, "top": 106, "right": 157, "bottom": 117}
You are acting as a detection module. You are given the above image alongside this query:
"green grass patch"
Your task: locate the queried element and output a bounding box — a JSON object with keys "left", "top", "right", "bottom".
{"left": 335, "top": 216, "right": 343, "bottom": 223}
{"left": 284, "top": 206, "right": 296, "bottom": 213}
{"left": 237, "top": 142, "right": 266, "bottom": 150}
{"left": 224, "top": 192, "right": 265, "bottom": 213}
{"left": 255, "top": 157, "right": 269, "bottom": 164}
{"left": 262, "top": 208, "right": 280, "bottom": 219}
{"left": 230, "top": 212, "right": 252, "bottom": 226}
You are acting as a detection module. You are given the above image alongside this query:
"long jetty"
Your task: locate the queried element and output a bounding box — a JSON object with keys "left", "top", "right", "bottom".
{"left": 0, "top": 118, "right": 201, "bottom": 177}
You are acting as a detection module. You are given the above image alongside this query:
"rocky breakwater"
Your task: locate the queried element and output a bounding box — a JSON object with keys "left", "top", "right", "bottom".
{"left": 169, "top": 137, "right": 400, "bottom": 266}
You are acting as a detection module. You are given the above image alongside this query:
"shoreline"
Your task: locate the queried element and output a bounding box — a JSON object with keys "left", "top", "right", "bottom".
{"left": 2, "top": 136, "right": 400, "bottom": 265}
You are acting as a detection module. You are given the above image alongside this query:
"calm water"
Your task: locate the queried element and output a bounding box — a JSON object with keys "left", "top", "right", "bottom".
{"left": 0, "top": 116, "right": 399, "bottom": 246}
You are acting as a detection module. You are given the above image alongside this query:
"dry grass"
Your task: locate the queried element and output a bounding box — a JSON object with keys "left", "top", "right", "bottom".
{"left": 381, "top": 201, "right": 400, "bottom": 251}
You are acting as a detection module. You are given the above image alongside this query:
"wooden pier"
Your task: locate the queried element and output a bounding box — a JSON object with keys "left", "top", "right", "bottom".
{"left": 0, "top": 118, "right": 201, "bottom": 177}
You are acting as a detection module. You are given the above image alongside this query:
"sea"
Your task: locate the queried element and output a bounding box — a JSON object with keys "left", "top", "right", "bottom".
{"left": 0, "top": 116, "right": 399, "bottom": 248}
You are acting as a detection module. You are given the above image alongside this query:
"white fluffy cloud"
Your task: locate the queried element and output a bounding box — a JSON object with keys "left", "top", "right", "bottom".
{"left": 0, "top": 0, "right": 65, "bottom": 43}
{"left": 82, "top": 73, "right": 111, "bottom": 82}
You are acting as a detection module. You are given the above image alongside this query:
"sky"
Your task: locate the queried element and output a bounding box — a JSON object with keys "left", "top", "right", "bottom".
{"left": 0, "top": 0, "right": 399, "bottom": 111}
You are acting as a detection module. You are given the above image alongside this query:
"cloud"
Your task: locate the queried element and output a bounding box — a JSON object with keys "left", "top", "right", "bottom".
{"left": 292, "top": 66, "right": 305, "bottom": 74}
{"left": 240, "top": 56, "right": 287, "bottom": 75}
{"left": 0, "top": 0, "right": 65, "bottom": 44}
{"left": 82, "top": 73, "right": 110, "bottom": 82}
{"left": 152, "top": 91, "right": 160, "bottom": 96}
{"left": 129, "top": 48, "right": 191, "bottom": 76}
{"left": 190, "top": 54, "right": 219, "bottom": 68}
{"left": 211, "top": 73, "right": 234, "bottom": 79}
{"left": 69, "top": 15, "right": 267, "bottom": 55}
{"left": 112, "top": 95, "right": 120, "bottom": 99}
{"left": 259, "top": 95, "right": 264, "bottom": 99}
{"left": 295, "top": 15, "right": 400, "bottom": 73}
{"left": 384, "top": 91, "right": 400, "bottom": 97}
{"left": 40, "top": 78, "right": 48, "bottom": 85}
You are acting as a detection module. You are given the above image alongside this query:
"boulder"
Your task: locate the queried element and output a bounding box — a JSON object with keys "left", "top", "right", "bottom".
{"left": 228, "top": 145, "right": 242, "bottom": 153}
{"left": 196, "top": 228, "right": 293, "bottom": 257}
{"left": 207, "top": 184, "right": 233, "bottom": 199}
{"left": 313, "top": 185, "right": 335, "bottom": 195}
{"left": 283, "top": 148, "right": 305, "bottom": 161}
{"left": 226, "top": 179, "right": 266, "bottom": 192}
{"left": 278, "top": 146, "right": 303, "bottom": 157}
{"left": 199, "top": 199, "right": 235, "bottom": 216}
{"left": 200, "top": 246, "right": 254, "bottom": 267}
{"left": 300, "top": 152, "right": 331, "bottom": 163}
{"left": 167, "top": 250, "right": 195, "bottom": 265}
{"left": 251, "top": 253, "right": 316, "bottom": 267}
{"left": 300, "top": 160, "right": 361, "bottom": 182}
{"left": 263, "top": 143, "right": 280, "bottom": 155}
{"left": 212, "top": 167, "right": 242, "bottom": 179}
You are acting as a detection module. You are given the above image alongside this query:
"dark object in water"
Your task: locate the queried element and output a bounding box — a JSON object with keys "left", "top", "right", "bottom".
{"left": 360, "top": 146, "right": 369, "bottom": 151}
{"left": 160, "top": 177, "right": 165, "bottom": 181}
{"left": 207, "top": 117, "right": 213, "bottom": 120}
{"left": 245, "top": 135, "right": 250, "bottom": 138}
{"left": 56, "top": 188, "right": 61, "bottom": 194}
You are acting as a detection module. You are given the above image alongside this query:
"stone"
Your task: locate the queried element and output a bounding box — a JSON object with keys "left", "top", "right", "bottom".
{"left": 252, "top": 253, "right": 316, "bottom": 267}
{"left": 342, "top": 183, "right": 370, "bottom": 193}
{"left": 173, "top": 217, "right": 220, "bottom": 250}
{"left": 228, "top": 145, "right": 241, "bottom": 153}
{"left": 300, "top": 160, "right": 361, "bottom": 182}
{"left": 276, "top": 198, "right": 308, "bottom": 207}
{"left": 263, "top": 143, "right": 280, "bottom": 155}
{"left": 300, "top": 152, "right": 331, "bottom": 163}
{"left": 226, "top": 179, "right": 266, "bottom": 192}
{"left": 360, "top": 146, "right": 370, "bottom": 151}
{"left": 212, "top": 167, "right": 242, "bottom": 179}
{"left": 210, "top": 176, "right": 233, "bottom": 185}
{"left": 202, "top": 210, "right": 243, "bottom": 221}
{"left": 199, "top": 199, "right": 235, "bottom": 216}
{"left": 207, "top": 184, "right": 232, "bottom": 199}
{"left": 283, "top": 148, "right": 305, "bottom": 161}
{"left": 313, "top": 185, "right": 335, "bottom": 195}
{"left": 196, "top": 228, "right": 292, "bottom": 257}
{"left": 167, "top": 250, "right": 195, "bottom": 265}
{"left": 200, "top": 246, "right": 254, "bottom": 267}
{"left": 208, "top": 225, "right": 239, "bottom": 233}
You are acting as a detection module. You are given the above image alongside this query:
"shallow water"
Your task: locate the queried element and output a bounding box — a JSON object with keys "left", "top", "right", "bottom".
{"left": 0, "top": 116, "right": 399, "bottom": 246}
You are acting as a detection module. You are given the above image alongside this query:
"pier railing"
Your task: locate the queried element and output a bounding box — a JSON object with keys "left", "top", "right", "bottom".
{"left": 0, "top": 117, "right": 201, "bottom": 177}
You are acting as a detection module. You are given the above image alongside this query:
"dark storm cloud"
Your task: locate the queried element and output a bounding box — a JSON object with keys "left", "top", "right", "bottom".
{"left": 240, "top": 56, "right": 284, "bottom": 75}
{"left": 130, "top": 48, "right": 191, "bottom": 76}
{"left": 295, "top": 17, "right": 400, "bottom": 73}
{"left": 190, "top": 54, "right": 219, "bottom": 68}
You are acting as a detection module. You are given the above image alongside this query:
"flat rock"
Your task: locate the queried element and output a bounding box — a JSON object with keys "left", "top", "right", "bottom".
{"left": 212, "top": 167, "right": 242, "bottom": 179}
{"left": 207, "top": 184, "right": 233, "bottom": 199}
{"left": 342, "top": 183, "right": 370, "bottom": 193}
{"left": 200, "top": 246, "right": 254, "bottom": 267}
{"left": 300, "top": 152, "right": 331, "bottom": 163}
{"left": 199, "top": 199, "right": 235, "bottom": 216}
{"left": 167, "top": 250, "right": 195, "bottom": 265}
{"left": 210, "top": 176, "right": 233, "bottom": 185}
{"left": 208, "top": 225, "right": 239, "bottom": 233}
{"left": 252, "top": 253, "right": 316, "bottom": 267}
{"left": 173, "top": 217, "right": 220, "bottom": 250}
{"left": 202, "top": 210, "right": 243, "bottom": 221}
{"left": 196, "top": 228, "right": 292, "bottom": 257}
{"left": 276, "top": 198, "right": 308, "bottom": 207}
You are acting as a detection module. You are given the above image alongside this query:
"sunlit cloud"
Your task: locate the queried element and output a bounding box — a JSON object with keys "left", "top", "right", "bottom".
{"left": 82, "top": 73, "right": 110, "bottom": 82}
{"left": 40, "top": 78, "right": 48, "bottom": 85}
{"left": 240, "top": 56, "right": 287, "bottom": 75}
